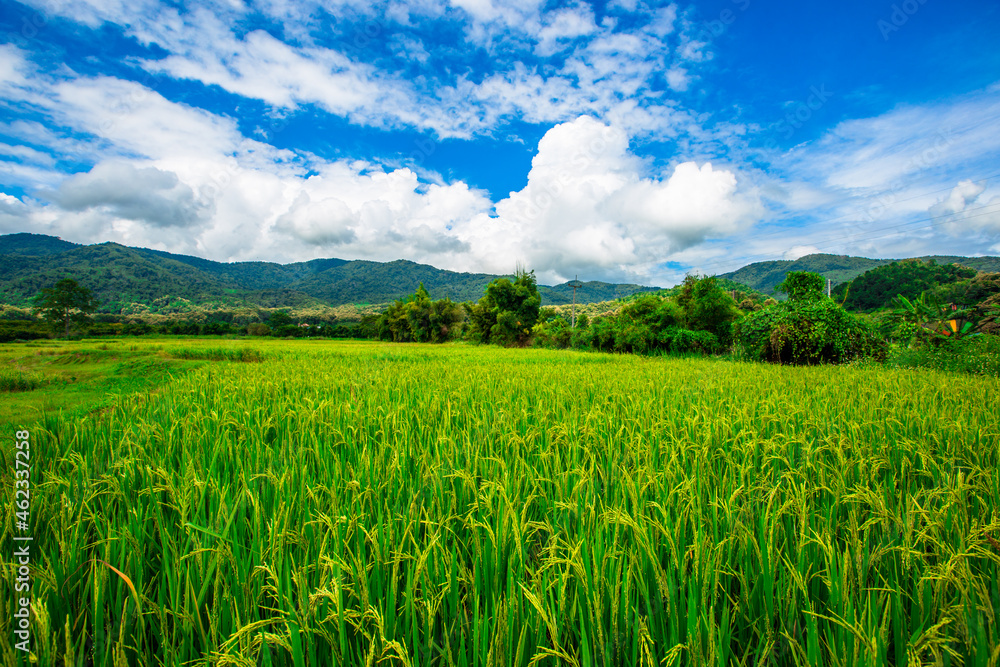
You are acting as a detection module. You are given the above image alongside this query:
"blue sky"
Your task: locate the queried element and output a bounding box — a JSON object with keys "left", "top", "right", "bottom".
{"left": 1, "top": 0, "right": 999, "bottom": 286}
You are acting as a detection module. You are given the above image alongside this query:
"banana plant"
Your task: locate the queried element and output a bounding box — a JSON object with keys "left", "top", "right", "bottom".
{"left": 889, "top": 293, "right": 980, "bottom": 341}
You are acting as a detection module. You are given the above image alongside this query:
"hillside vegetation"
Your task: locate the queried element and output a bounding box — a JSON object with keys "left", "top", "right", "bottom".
{"left": 0, "top": 233, "right": 657, "bottom": 311}
{"left": 831, "top": 259, "right": 977, "bottom": 311}
{"left": 721, "top": 252, "right": 1000, "bottom": 295}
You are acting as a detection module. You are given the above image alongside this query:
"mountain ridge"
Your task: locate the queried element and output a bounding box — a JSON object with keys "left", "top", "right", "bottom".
{"left": 0, "top": 234, "right": 660, "bottom": 310}
{"left": 3, "top": 234, "right": 998, "bottom": 311}
{"left": 719, "top": 253, "right": 1000, "bottom": 295}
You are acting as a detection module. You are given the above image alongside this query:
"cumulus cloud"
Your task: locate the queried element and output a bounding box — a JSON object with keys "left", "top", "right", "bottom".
{"left": 489, "top": 116, "right": 762, "bottom": 282}
{"left": 8, "top": 79, "right": 759, "bottom": 284}
{"left": 52, "top": 162, "right": 208, "bottom": 228}
{"left": 274, "top": 192, "right": 357, "bottom": 246}
{"left": 930, "top": 180, "right": 1000, "bottom": 234}
{"left": 930, "top": 179, "right": 986, "bottom": 218}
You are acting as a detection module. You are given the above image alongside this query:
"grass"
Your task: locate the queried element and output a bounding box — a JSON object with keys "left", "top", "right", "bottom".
{"left": 0, "top": 338, "right": 998, "bottom": 666}
{"left": 0, "top": 338, "right": 199, "bottom": 428}
{"left": 886, "top": 334, "right": 1000, "bottom": 377}
{"left": 0, "top": 363, "right": 45, "bottom": 391}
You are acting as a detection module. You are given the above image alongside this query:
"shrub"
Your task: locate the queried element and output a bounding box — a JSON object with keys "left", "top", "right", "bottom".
{"left": 657, "top": 326, "right": 719, "bottom": 354}
{"left": 886, "top": 334, "right": 1000, "bottom": 377}
{"left": 531, "top": 313, "right": 573, "bottom": 349}
{"left": 735, "top": 299, "right": 887, "bottom": 365}
{"left": 247, "top": 323, "right": 271, "bottom": 337}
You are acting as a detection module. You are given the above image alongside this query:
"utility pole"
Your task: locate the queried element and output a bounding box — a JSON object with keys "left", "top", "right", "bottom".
{"left": 827, "top": 278, "right": 832, "bottom": 298}
{"left": 568, "top": 276, "right": 583, "bottom": 328}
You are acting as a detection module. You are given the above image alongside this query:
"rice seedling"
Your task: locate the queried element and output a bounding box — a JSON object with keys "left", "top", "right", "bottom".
{"left": 1, "top": 339, "right": 997, "bottom": 666}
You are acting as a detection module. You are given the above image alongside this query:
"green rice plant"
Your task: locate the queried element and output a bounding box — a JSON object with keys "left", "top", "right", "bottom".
{"left": 169, "top": 346, "right": 268, "bottom": 362}
{"left": 1, "top": 339, "right": 997, "bottom": 666}
{"left": 0, "top": 363, "right": 45, "bottom": 391}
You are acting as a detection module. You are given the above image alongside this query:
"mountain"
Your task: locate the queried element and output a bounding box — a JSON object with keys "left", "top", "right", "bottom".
{"left": 0, "top": 234, "right": 659, "bottom": 311}
{"left": 6, "top": 234, "right": 995, "bottom": 313}
{"left": 0, "top": 233, "right": 82, "bottom": 256}
{"left": 830, "top": 259, "right": 980, "bottom": 312}
{"left": 720, "top": 253, "right": 1000, "bottom": 296}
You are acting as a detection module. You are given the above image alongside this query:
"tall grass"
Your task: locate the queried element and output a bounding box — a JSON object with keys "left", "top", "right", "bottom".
{"left": 1, "top": 340, "right": 998, "bottom": 666}
{"left": 168, "top": 346, "right": 268, "bottom": 362}
{"left": 0, "top": 364, "right": 45, "bottom": 391}
{"left": 886, "top": 335, "right": 1000, "bottom": 377}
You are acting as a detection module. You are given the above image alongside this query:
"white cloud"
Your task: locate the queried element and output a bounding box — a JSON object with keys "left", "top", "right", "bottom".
{"left": 488, "top": 116, "right": 762, "bottom": 282}
{"left": 0, "top": 192, "right": 33, "bottom": 234}
{"left": 929, "top": 180, "right": 1000, "bottom": 234}
{"left": 51, "top": 162, "right": 208, "bottom": 228}
{"left": 790, "top": 92, "right": 1000, "bottom": 195}
{"left": 4, "top": 69, "right": 761, "bottom": 284}
{"left": 930, "top": 179, "right": 985, "bottom": 218}
{"left": 783, "top": 245, "right": 820, "bottom": 260}
{"left": 0, "top": 44, "right": 30, "bottom": 89}
{"left": 665, "top": 67, "right": 689, "bottom": 92}
{"left": 15, "top": 0, "right": 710, "bottom": 141}
{"left": 274, "top": 192, "right": 357, "bottom": 245}
{"left": 647, "top": 5, "right": 678, "bottom": 37}
{"left": 535, "top": 4, "right": 598, "bottom": 56}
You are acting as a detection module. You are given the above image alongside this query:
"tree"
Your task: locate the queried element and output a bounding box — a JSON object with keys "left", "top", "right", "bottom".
{"left": 684, "top": 275, "right": 739, "bottom": 345}
{"left": 267, "top": 310, "right": 300, "bottom": 337}
{"left": 469, "top": 268, "right": 541, "bottom": 346}
{"left": 776, "top": 271, "right": 826, "bottom": 302}
{"left": 32, "top": 278, "right": 97, "bottom": 336}
{"left": 268, "top": 310, "right": 293, "bottom": 328}
{"left": 377, "top": 283, "right": 465, "bottom": 343}
{"left": 735, "top": 296, "right": 886, "bottom": 364}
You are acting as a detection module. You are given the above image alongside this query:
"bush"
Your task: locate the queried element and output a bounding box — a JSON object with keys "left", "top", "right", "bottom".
{"left": 122, "top": 320, "right": 154, "bottom": 336}
{"left": 247, "top": 323, "right": 271, "bottom": 337}
{"left": 735, "top": 299, "right": 887, "bottom": 365}
{"left": 167, "top": 320, "right": 201, "bottom": 336}
{"left": 200, "top": 320, "right": 234, "bottom": 335}
{"left": 886, "top": 335, "right": 1000, "bottom": 377}
{"left": 531, "top": 313, "right": 573, "bottom": 349}
{"left": 657, "top": 326, "right": 719, "bottom": 354}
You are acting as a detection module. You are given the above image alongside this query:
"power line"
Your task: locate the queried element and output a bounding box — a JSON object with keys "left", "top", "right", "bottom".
{"left": 693, "top": 201, "right": 1000, "bottom": 276}
{"left": 742, "top": 170, "right": 1000, "bottom": 246}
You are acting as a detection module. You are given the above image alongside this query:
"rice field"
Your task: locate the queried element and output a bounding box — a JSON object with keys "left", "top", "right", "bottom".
{"left": 1, "top": 338, "right": 999, "bottom": 666}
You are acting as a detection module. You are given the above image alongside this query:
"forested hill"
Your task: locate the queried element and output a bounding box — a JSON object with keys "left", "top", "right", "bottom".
{"left": 0, "top": 233, "right": 659, "bottom": 311}
{"left": 720, "top": 253, "right": 1000, "bottom": 296}
{"left": 5, "top": 233, "right": 997, "bottom": 312}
